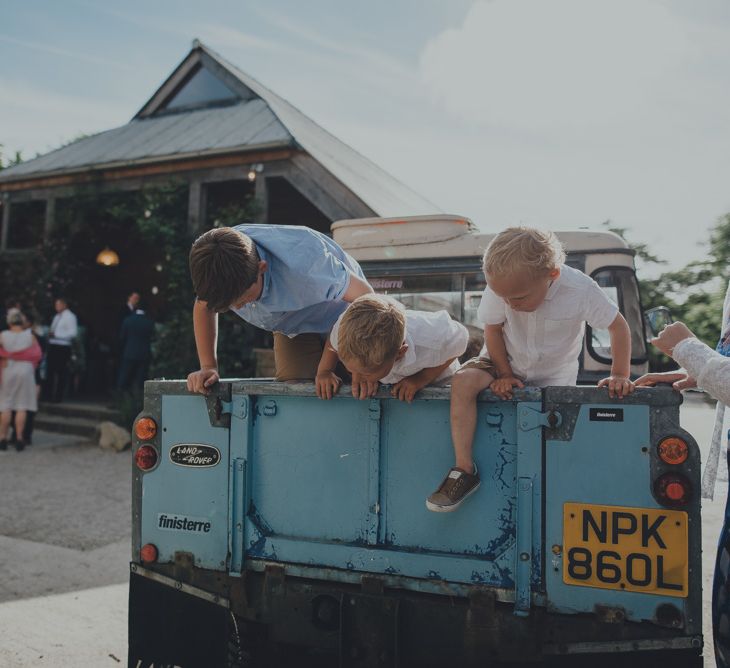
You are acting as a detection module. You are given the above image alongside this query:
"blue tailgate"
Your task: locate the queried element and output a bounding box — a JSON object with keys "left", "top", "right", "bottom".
{"left": 227, "top": 383, "right": 543, "bottom": 607}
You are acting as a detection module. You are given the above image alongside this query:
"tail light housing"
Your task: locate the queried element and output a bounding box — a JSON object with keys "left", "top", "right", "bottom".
{"left": 140, "top": 543, "right": 158, "bottom": 563}
{"left": 135, "top": 444, "right": 158, "bottom": 471}
{"left": 654, "top": 473, "right": 691, "bottom": 507}
{"left": 658, "top": 437, "right": 688, "bottom": 465}
{"left": 135, "top": 417, "right": 157, "bottom": 441}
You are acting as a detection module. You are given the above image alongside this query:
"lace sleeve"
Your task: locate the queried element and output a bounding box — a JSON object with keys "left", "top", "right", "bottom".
{"left": 673, "top": 337, "right": 730, "bottom": 406}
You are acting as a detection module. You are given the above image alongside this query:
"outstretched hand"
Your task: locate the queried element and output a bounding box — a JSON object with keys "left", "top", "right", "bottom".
{"left": 651, "top": 322, "right": 695, "bottom": 356}
{"left": 635, "top": 371, "right": 697, "bottom": 391}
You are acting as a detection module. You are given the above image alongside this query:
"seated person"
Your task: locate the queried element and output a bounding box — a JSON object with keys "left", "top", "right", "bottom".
{"left": 427, "top": 226, "right": 634, "bottom": 513}
{"left": 315, "top": 294, "right": 469, "bottom": 402}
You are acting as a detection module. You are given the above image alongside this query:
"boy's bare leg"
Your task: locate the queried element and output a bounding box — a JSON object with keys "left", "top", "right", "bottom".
{"left": 450, "top": 368, "right": 495, "bottom": 473}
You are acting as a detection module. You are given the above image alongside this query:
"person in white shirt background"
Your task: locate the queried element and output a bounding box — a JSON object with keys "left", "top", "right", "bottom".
{"left": 427, "top": 227, "right": 635, "bottom": 513}
{"left": 44, "top": 297, "right": 78, "bottom": 403}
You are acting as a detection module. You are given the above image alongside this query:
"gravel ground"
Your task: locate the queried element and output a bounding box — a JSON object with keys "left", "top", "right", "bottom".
{"left": 0, "top": 434, "right": 131, "bottom": 551}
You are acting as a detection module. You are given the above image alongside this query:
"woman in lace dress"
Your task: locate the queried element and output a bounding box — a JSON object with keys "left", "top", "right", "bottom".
{"left": 0, "top": 310, "right": 39, "bottom": 452}
{"left": 635, "top": 280, "right": 730, "bottom": 404}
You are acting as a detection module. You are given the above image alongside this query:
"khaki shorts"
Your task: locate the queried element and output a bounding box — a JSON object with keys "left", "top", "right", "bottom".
{"left": 272, "top": 332, "right": 351, "bottom": 382}
{"left": 458, "top": 356, "right": 526, "bottom": 382}
{"left": 273, "top": 332, "right": 324, "bottom": 381}
{"left": 458, "top": 356, "right": 498, "bottom": 374}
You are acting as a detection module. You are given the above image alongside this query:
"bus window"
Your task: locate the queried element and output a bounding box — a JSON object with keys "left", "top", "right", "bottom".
{"left": 464, "top": 273, "right": 487, "bottom": 331}
{"left": 370, "top": 274, "right": 462, "bottom": 321}
{"left": 587, "top": 268, "right": 648, "bottom": 364}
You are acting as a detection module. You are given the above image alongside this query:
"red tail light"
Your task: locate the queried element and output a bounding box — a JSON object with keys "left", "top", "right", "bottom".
{"left": 140, "top": 543, "right": 158, "bottom": 563}
{"left": 135, "top": 445, "right": 158, "bottom": 471}
{"left": 654, "top": 473, "right": 691, "bottom": 507}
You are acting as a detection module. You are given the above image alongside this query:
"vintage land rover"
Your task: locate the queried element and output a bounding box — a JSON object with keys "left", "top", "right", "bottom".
{"left": 128, "top": 217, "right": 701, "bottom": 667}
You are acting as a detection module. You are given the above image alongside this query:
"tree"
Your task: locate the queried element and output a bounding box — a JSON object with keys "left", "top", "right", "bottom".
{"left": 604, "top": 217, "right": 729, "bottom": 348}
{"left": 0, "top": 144, "right": 23, "bottom": 170}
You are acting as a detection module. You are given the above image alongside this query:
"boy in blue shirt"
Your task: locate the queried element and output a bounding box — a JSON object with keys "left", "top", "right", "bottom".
{"left": 186, "top": 225, "right": 372, "bottom": 394}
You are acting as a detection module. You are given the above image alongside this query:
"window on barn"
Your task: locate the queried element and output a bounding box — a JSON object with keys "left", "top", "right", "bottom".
{"left": 162, "top": 65, "right": 240, "bottom": 112}
{"left": 6, "top": 201, "right": 45, "bottom": 249}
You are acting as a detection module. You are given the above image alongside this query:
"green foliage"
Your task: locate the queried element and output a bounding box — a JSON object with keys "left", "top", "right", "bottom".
{"left": 603, "top": 217, "right": 729, "bottom": 349}
{"left": 0, "top": 180, "right": 260, "bottom": 394}
{"left": 134, "top": 183, "right": 199, "bottom": 379}
{"left": 0, "top": 144, "right": 23, "bottom": 170}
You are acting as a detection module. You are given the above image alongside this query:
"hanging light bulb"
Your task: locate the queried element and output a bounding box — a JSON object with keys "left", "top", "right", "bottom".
{"left": 96, "top": 247, "right": 120, "bottom": 267}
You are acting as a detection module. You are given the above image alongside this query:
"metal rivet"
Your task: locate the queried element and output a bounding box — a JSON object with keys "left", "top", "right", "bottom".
{"left": 520, "top": 552, "right": 530, "bottom": 561}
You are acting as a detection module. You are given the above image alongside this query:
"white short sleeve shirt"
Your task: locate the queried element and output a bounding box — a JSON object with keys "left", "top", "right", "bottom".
{"left": 476, "top": 264, "right": 619, "bottom": 386}
{"left": 330, "top": 308, "right": 469, "bottom": 385}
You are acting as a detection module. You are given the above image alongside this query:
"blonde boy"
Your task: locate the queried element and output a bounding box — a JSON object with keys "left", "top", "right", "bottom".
{"left": 426, "top": 227, "right": 634, "bottom": 512}
{"left": 316, "top": 294, "right": 468, "bottom": 402}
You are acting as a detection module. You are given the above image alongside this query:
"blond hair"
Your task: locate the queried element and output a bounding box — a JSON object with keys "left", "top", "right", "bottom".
{"left": 337, "top": 294, "right": 406, "bottom": 369}
{"left": 482, "top": 227, "right": 565, "bottom": 278}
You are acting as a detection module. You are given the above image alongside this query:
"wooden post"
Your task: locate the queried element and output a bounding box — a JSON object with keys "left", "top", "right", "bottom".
{"left": 254, "top": 175, "right": 268, "bottom": 224}
{"left": 188, "top": 181, "right": 207, "bottom": 236}
{"left": 44, "top": 196, "right": 56, "bottom": 237}
{"left": 0, "top": 195, "right": 10, "bottom": 252}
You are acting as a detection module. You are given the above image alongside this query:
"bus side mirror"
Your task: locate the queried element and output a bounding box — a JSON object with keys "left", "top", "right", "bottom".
{"left": 644, "top": 306, "right": 674, "bottom": 340}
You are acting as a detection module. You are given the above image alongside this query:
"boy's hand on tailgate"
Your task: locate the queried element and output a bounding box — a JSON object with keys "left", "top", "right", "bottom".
{"left": 186, "top": 367, "right": 219, "bottom": 395}
{"left": 315, "top": 370, "right": 342, "bottom": 400}
{"left": 598, "top": 375, "right": 635, "bottom": 398}
{"left": 350, "top": 372, "right": 378, "bottom": 400}
{"left": 490, "top": 376, "right": 524, "bottom": 400}
{"left": 391, "top": 375, "right": 427, "bottom": 403}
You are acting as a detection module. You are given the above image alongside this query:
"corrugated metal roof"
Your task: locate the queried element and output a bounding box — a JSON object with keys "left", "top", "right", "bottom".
{"left": 1, "top": 42, "right": 440, "bottom": 217}
{"left": 197, "top": 46, "right": 439, "bottom": 217}
{"left": 0, "top": 100, "right": 291, "bottom": 178}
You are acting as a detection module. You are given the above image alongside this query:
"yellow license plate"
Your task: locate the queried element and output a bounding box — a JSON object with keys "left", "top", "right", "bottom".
{"left": 563, "top": 503, "right": 688, "bottom": 597}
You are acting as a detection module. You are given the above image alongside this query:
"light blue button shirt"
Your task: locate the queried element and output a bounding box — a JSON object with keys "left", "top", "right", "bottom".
{"left": 230, "top": 224, "right": 367, "bottom": 336}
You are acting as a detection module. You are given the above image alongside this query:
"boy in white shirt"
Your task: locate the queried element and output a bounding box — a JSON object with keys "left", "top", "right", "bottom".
{"left": 316, "top": 294, "right": 468, "bottom": 402}
{"left": 427, "top": 227, "right": 634, "bottom": 512}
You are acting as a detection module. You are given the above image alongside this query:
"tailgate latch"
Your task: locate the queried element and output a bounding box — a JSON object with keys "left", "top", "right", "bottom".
{"left": 518, "top": 406, "right": 562, "bottom": 431}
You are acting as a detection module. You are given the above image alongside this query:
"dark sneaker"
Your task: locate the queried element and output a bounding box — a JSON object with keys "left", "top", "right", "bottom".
{"left": 15, "top": 440, "right": 25, "bottom": 452}
{"left": 426, "top": 465, "right": 480, "bottom": 512}
{"left": 0, "top": 439, "right": 6, "bottom": 451}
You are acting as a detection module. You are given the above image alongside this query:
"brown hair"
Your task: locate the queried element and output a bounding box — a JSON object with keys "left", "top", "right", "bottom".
{"left": 189, "top": 227, "right": 259, "bottom": 312}
{"left": 483, "top": 227, "right": 565, "bottom": 278}
{"left": 337, "top": 294, "right": 406, "bottom": 369}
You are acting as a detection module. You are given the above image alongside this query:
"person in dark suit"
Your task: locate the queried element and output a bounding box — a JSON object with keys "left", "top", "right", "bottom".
{"left": 118, "top": 291, "right": 141, "bottom": 327}
{"left": 117, "top": 304, "right": 154, "bottom": 393}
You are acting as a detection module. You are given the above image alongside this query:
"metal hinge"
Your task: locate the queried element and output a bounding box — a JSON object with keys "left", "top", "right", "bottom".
{"left": 518, "top": 406, "right": 562, "bottom": 431}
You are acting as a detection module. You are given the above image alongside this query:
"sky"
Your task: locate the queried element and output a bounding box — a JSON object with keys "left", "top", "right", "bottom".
{"left": 2, "top": 0, "right": 729, "bottom": 277}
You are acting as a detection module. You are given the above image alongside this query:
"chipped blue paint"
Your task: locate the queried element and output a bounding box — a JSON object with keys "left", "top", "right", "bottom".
{"left": 143, "top": 386, "right": 542, "bottom": 603}
{"left": 139, "top": 381, "right": 701, "bottom": 648}
{"left": 247, "top": 503, "right": 273, "bottom": 536}
{"left": 234, "top": 394, "right": 543, "bottom": 594}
